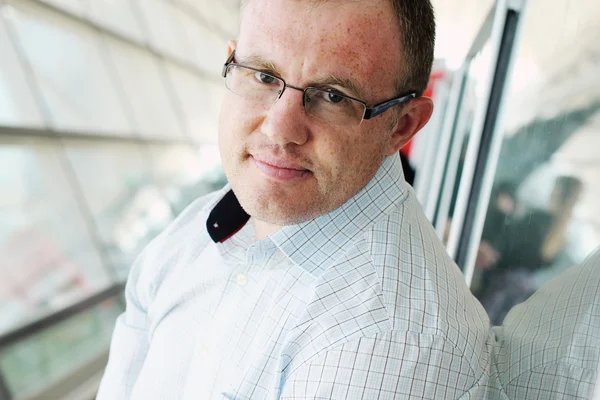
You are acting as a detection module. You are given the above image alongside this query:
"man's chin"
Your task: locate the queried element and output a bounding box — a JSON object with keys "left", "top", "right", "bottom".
{"left": 237, "top": 191, "right": 320, "bottom": 227}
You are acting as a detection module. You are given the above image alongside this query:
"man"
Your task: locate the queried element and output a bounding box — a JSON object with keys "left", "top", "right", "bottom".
{"left": 98, "top": 0, "right": 490, "bottom": 398}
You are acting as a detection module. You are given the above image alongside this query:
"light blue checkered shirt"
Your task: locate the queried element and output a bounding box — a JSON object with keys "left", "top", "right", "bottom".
{"left": 98, "top": 153, "right": 492, "bottom": 399}
{"left": 485, "top": 248, "right": 600, "bottom": 399}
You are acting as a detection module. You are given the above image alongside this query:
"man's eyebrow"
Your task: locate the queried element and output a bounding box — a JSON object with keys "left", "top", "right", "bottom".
{"left": 236, "top": 54, "right": 279, "bottom": 72}
{"left": 310, "top": 76, "right": 366, "bottom": 100}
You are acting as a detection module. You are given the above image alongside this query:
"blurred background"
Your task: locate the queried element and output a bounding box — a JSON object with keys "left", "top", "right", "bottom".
{"left": 0, "top": 0, "right": 599, "bottom": 398}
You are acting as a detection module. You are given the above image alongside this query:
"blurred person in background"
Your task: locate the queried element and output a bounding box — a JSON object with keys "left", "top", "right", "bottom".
{"left": 473, "top": 181, "right": 520, "bottom": 287}
{"left": 98, "top": 0, "right": 491, "bottom": 398}
{"left": 476, "top": 175, "right": 583, "bottom": 325}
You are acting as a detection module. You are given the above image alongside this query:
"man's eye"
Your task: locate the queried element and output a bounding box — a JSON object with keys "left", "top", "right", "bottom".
{"left": 326, "top": 92, "right": 346, "bottom": 103}
{"left": 254, "top": 72, "right": 276, "bottom": 84}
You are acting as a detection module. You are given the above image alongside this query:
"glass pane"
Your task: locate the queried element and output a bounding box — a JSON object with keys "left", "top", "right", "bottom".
{"left": 0, "top": 10, "right": 45, "bottom": 128}
{"left": 87, "top": 0, "right": 145, "bottom": 43}
{"left": 432, "top": 0, "right": 495, "bottom": 68}
{"left": 177, "top": 9, "right": 227, "bottom": 74}
{"left": 166, "top": 64, "right": 223, "bottom": 144}
{"left": 137, "top": 0, "right": 193, "bottom": 64}
{"left": 179, "top": 0, "right": 240, "bottom": 36}
{"left": 471, "top": 0, "right": 600, "bottom": 325}
{"left": 62, "top": 140, "right": 174, "bottom": 280}
{"left": 0, "top": 297, "right": 123, "bottom": 398}
{"left": 0, "top": 137, "right": 112, "bottom": 336}
{"left": 105, "top": 36, "right": 185, "bottom": 139}
{"left": 439, "top": 41, "right": 493, "bottom": 243}
{"left": 38, "top": 0, "right": 87, "bottom": 17}
{"left": 6, "top": 0, "right": 132, "bottom": 135}
{"left": 148, "top": 144, "right": 227, "bottom": 213}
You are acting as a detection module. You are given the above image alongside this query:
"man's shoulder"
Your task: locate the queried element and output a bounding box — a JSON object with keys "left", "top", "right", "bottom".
{"left": 362, "top": 192, "right": 489, "bottom": 336}
{"left": 124, "top": 188, "right": 226, "bottom": 300}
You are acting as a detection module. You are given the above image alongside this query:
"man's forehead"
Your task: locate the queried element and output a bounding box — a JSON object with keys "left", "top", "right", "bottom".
{"left": 238, "top": 0, "right": 402, "bottom": 96}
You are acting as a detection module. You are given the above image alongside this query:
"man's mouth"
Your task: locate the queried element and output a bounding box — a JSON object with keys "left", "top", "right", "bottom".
{"left": 250, "top": 155, "right": 310, "bottom": 181}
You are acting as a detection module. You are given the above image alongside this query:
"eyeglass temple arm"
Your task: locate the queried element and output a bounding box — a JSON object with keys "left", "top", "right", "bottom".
{"left": 363, "top": 92, "right": 417, "bottom": 120}
{"left": 222, "top": 51, "right": 236, "bottom": 78}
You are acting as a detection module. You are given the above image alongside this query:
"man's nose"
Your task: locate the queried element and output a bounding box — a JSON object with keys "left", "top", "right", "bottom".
{"left": 259, "top": 87, "right": 310, "bottom": 146}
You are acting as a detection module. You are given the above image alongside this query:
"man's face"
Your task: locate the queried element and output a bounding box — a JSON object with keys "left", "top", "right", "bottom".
{"left": 218, "top": 0, "right": 406, "bottom": 226}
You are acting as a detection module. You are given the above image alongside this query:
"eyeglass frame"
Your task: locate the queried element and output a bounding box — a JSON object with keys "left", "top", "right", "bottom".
{"left": 222, "top": 50, "right": 418, "bottom": 125}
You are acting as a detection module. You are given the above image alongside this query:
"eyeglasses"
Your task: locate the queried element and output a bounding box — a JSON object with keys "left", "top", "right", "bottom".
{"left": 222, "top": 50, "right": 417, "bottom": 127}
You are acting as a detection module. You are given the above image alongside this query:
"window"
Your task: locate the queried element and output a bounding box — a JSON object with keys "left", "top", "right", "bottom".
{"left": 0, "top": 11, "right": 45, "bottom": 128}
{"left": 105, "top": 36, "right": 186, "bottom": 140}
{"left": 6, "top": 0, "right": 132, "bottom": 135}
{"left": 166, "top": 64, "right": 223, "bottom": 144}
{"left": 0, "top": 297, "right": 123, "bottom": 398}
{"left": 147, "top": 144, "right": 226, "bottom": 213}
{"left": 38, "top": 0, "right": 87, "bottom": 18}
{"left": 0, "top": 137, "right": 112, "bottom": 335}
{"left": 176, "top": 8, "right": 227, "bottom": 74}
{"left": 86, "top": 0, "right": 145, "bottom": 43}
{"left": 62, "top": 140, "right": 174, "bottom": 280}
{"left": 135, "top": 0, "right": 192, "bottom": 65}
{"left": 470, "top": 0, "right": 600, "bottom": 325}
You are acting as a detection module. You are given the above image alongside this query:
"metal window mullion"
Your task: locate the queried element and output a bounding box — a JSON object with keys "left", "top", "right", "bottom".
{"left": 433, "top": 65, "right": 470, "bottom": 237}
{"left": 413, "top": 87, "right": 445, "bottom": 206}
{"left": 0, "top": 125, "right": 193, "bottom": 144}
{"left": 445, "top": 0, "right": 511, "bottom": 261}
{"left": 423, "top": 65, "right": 468, "bottom": 220}
{"left": 458, "top": 7, "right": 524, "bottom": 286}
{"left": 434, "top": 5, "right": 498, "bottom": 238}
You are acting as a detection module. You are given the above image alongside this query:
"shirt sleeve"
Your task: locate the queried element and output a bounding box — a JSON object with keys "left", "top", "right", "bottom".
{"left": 96, "top": 191, "right": 221, "bottom": 399}
{"left": 279, "top": 331, "right": 488, "bottom": 400}
{"left": 96, "top": 254, "right": 151, "bottom": 400}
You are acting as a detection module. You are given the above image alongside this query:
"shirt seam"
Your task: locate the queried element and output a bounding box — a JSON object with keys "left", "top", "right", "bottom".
{"left": 499, "top": 360, "right": 597, "bottom": 388}
{"left": 285, "top": 329, "right": 479, "bottom": 380}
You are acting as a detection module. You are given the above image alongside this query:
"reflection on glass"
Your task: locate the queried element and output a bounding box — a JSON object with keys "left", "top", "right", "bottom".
{"left": 166, "top": 64, "right": 224, "bottom": 144}
{"left": 135, "top": 0, "right": 192, "bottom": 64}
{"left": 6, "top": 0, "right": 132, "bottom": 134}
{"left": 0, "top": 138, "right": 111, "bottom": 336}
{"left": 0, "top": 13, "right": 45, "bottom": 128}
{"left": 86, "top": 0, "right": 145, "bottom": 43}
{"left": 63, "top": 140, "right": 174, "bottom": 280}
{"left": 105, "top": 36, "right": 185, "bottom": 139}
{"left": 38, "top": 0, "right": 86, "bottom": 17}
{"left": 0, "top": 297, "right": 123, "bottom": 398}
{"left": 471, "top": 0, "right": 600, "bottom": 325}
{"left": 148, "top": 144, "right": 227, "bottom": 214}
{"left": 177, "top": 9, "right": 227, "bottom": 73}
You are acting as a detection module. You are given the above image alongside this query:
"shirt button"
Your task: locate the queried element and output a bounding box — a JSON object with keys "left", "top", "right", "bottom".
{"left": 236, "top": 273, "right": 248, "bottom": 286}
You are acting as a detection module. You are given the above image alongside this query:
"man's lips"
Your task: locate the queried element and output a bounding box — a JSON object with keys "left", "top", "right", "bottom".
{"left": 250, "top": 155, "right": 310, "bottom": 180}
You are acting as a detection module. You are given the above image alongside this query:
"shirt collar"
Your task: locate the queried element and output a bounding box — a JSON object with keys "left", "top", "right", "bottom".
{"left": 207, "top": 153, "right": 408, "bottom": 275}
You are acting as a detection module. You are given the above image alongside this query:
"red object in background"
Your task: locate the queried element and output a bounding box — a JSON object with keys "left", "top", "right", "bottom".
{"left": 400, "top": 70, "right": 447, "bottom": 158}
{"left": 0, "top": 227, "right": 85, "bottom": 308}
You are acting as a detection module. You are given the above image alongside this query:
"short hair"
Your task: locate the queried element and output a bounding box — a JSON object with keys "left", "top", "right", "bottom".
{"left": 390, "top": 0, "right": 436, "bottom": 96}
{"left": 240, "top": 0, "right": 436, "bottom": 96}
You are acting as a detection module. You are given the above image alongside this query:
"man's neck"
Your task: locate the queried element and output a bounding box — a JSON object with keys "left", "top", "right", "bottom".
{"left": 253, "top": 219, "right": 283, "bottom": 241}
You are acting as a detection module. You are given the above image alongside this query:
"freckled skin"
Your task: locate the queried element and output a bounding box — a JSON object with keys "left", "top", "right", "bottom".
{"left": 218, "top": 0, "right": 423, "bottom": 237}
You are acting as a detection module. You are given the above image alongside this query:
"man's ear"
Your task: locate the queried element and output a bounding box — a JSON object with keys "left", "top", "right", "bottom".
{"left": 384, "top": 97, "right": 434, "bottom": 156}
{"left": 227, "top": 40, "right": 237, "bottom": 57}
